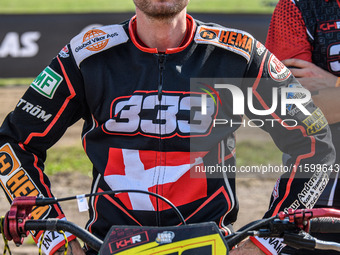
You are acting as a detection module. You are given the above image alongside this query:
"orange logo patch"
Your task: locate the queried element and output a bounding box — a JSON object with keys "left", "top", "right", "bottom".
{"left": 0, "top": 144, "right": 21, "bottom": 176}
{"left": 195, "top": 26, "right": 253, "bottom": 62}
{"left": 83, "top": 29, "right": 109, "bottom": 52}
{"left": 199, "top": 29, "right": 219, "bottom": 40}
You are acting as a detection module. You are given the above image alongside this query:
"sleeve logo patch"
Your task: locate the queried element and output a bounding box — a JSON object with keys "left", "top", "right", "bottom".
{"left": 30, "top": 66, "right": 63, "bottom": 99}
{"left": 58, "top": 45, "right": 70, "bottom": 58}
{"left": 302, "top": 108, "right": 328, "bottom": 135}
{"left": 0, "top": 144, "right": 21, "bottom": 176}
{"left": 268, "top": 54, "right": 291, "bottom": 82}
{"left": 195, "top": 25, "right": 254, "bottom": 62}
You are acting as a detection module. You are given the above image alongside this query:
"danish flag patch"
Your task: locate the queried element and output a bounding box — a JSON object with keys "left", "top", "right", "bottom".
{"left": 104, "top": 148, "right": 208, "bottom": 211}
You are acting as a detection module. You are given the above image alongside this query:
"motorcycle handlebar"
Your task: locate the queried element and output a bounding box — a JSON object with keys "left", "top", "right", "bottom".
{"left": 24, "top": 219, "right": 103, "bottom": 252}
{"left": 21, "top": 217, "right": 340, "bottom": 254}
{"left": 310, "top": 217, "right": 340, "bottom": 234}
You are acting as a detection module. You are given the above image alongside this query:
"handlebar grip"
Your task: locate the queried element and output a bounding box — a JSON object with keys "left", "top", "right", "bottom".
{"left": 25, "top": 219, "right": 103, "bottom": 252}
{"left": 310, "top": 218, "right": 340, "bottom": 234}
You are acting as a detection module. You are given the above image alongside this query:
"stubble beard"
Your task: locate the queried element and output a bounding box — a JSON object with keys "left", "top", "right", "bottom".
{"left": 133, "top": 0, "right": 189, "bottom": 21}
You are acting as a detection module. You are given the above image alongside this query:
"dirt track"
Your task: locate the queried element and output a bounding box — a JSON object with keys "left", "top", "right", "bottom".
{"left": 0, "top": 86, "right": 277, "bottom": 254}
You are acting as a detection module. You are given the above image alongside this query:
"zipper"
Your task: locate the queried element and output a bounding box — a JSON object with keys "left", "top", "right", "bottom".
{"left": 156, "top": 53, "right": 166, "bottom": 226}
{"left": 158, "top": 54, "right": 166, "bottom": 101}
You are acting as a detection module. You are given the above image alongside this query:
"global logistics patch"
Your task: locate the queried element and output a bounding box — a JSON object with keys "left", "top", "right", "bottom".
{"left": 70, "top": 24, "right": 129, "bottom": 67}
{"left": 30, "top": 66, "right": 63, "bottom": 99}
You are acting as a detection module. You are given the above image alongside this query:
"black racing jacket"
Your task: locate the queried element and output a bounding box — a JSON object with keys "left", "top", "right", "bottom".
{"left": 0, "top": 14, "right": 335, "bottom": 254}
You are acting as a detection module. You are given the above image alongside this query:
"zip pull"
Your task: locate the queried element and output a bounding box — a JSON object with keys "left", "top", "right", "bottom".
{"left": 158, "top": 54, "right": 166, "bottom": 101}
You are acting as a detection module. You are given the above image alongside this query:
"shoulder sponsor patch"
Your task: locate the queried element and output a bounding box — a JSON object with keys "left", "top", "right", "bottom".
{"left": 194, "top": 25, "right": 254, "bottom": 62}
{"left": 30, "top": 66, "right": 63, "bottom": 99}
{"left": 70, "top": 24, "right": 129, "bottom": 67}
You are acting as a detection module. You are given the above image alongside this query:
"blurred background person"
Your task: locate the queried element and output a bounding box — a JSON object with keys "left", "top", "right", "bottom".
{"left": 266, "top": 0, "right": 340, "bottom": 254}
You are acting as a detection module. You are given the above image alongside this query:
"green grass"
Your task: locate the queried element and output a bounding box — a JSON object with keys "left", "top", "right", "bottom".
{"left": 236, "top": 140, "right": 281, "bottom": 166}
{"left": 0, "top": 0, "right": 277, "bottom": 14}
{"left": 45, "top": 147, "right": 92, "bottom": 176}
{"left": 0, "top": 78, "right": 33, "bottom": 87}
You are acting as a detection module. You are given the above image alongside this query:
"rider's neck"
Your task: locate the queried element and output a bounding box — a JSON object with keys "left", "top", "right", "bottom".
{"left": 134, "top": 8, "right": 187, "bottom": 52}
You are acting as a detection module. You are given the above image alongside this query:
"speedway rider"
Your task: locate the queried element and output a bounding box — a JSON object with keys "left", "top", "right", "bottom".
{"left": 0, "top": 0, "right": 335, "bottom": 254}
